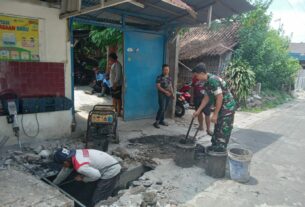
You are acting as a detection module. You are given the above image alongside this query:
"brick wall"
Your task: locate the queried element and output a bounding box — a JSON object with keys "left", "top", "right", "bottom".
{"left": 0, "top": 62, "right": 65, "bottom": 98}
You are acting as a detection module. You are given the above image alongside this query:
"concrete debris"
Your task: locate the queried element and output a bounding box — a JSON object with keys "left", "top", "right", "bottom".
{"left": 156, "top": 180, "right": 163, "bottom": 185}
{"left": 4, "top": 159, "right": 13, "bottom": 165}
{"left": 247, "top": 99, "right": 263, "bottom": 108}
{"left": 129, "top": 186, "right": 146, "bottom": 195}
{"left": 138, "top": 176, "right": 149, "bottom": 181}
{"left": 39, "top": 149, "right": 52, "bottom": 159}
{"left": 112, "top": 147, "right": 131, "bottom": 159}
{"left": 117, "top": 189, "right": 128, "bottom": 196}
{"left": 1, "top": 136, "right": 208, "bottom": 207}
{"left": 143, "top": 180, "right": 153, "bottom": 188}
{"left": 132, "top": 180, "right": 142, "bottom": 187}
{"left": 96, "top": 196, "right": 120, "bottom": 206}
{"left": 34, "top": 145, "right": 44, "bottom": 154}
{"left": 13, "top": 150, "right": 23, "bottom": 155}
{"left": 116, "top": 193, "right": 143, "bottom": 207}
{"left": 148, "top": 184, "right": 163, "bottom": 193}
{"left": 142, "top": 191, "right": 157, "bottom": 206}
{"left": 24, "top": 153, "right": 41, "bottom": 163}
{"left": 253, "top": 94, "right": 262, "bottom": 100}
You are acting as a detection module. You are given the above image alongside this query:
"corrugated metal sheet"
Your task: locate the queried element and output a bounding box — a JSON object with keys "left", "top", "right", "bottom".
{"left": 74, "top": 0, "right": 253, "bottom": 30}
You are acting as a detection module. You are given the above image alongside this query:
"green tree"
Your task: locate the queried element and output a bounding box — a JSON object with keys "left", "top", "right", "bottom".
{"left": 225, "top": 60, "right": 256, "bottom": 106}
{"left": 72, "top": 23, "right": 123, "bottom": 70}
{"left": 233, "top": 1, "right": 300, "bottom": 90}
{"left": 89, "top": 28, "right": 123, "bottom": 49}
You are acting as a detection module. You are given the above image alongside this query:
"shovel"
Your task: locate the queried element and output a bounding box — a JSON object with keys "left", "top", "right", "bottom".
{"left": 183, "top": 118, "right": 200, "bottom": 144}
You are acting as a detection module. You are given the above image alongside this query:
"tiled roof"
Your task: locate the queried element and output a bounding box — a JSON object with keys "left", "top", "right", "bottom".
{"left": 179, "top": 22, "right": 240, "bottom": 60}
{"left": 289, "top": 43, "right": 305, "bottom": 54}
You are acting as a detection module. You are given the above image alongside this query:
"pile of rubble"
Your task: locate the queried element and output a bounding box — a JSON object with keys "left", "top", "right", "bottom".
{"left": 98, "top": 175, "right": 178, "bottom": 207}
{"left": 0, "top": 139, "right": 86, "bottom": 177}
{"left": 0, "top": 136, "right": 209, "bottom": 207}
{"left": 246, "top": 94, "right": 263, "bottom": 108}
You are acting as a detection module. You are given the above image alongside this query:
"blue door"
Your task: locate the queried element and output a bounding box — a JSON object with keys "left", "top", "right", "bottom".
{"left": 123, "top": 31, "right": 164, "bottom": 120}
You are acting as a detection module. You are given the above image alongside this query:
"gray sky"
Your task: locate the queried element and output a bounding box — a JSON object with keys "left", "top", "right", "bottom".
{"left": 268, "top": 0, "right": 305, "bottom": 43}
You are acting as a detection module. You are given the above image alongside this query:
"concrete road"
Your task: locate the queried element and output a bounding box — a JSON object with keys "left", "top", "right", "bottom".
{"left": 185, "top": 97, "right": 305, "bottom": 207}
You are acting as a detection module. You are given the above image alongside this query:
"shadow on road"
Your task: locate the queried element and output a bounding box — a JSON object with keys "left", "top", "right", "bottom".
{"left": 231, "top": 128, "right": 282, "bottom": 153}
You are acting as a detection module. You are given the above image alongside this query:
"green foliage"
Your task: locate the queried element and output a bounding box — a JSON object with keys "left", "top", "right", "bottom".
{"left": 233, "top": 1, "right": 301, "bottom": 90}
{"left": 99, "top": 58, "right": 107, "bottom": 71}
{"left": 225, "top": 60, "right": 256, "bottom": 105}
{"left": 90, "top": 28, "right": 123, "bottom": 49}
{"left": 72, "top": 23, "right": 123, "bottom": 70}
{"left": 242, "top": 89, "right": 293, "bottom": 112}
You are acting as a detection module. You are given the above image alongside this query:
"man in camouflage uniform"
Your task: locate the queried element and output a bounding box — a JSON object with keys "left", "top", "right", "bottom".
{"left": 192, "top": 63, "right": 236, "bottom": 152}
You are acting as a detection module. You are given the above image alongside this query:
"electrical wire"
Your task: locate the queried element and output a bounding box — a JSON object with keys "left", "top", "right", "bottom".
{"left": 21, "top": 113, "right": 40, "bottom": 138}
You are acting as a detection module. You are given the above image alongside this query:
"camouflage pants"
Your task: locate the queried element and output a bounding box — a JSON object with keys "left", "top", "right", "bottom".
{"left": 211, "top": 113, "right": 235, "bottom": 151}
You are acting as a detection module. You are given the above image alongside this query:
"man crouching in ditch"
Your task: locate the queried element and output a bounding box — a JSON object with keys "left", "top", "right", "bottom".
{"left": 192, "top": 62, "right": 236, "bottom": 152}
{"left": 53, "top": 148, "right": 121, "bottom": 206}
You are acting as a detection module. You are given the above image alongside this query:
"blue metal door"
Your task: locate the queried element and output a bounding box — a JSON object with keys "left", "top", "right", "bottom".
{"left": 123, "top": 31, "right": 164, "bottom": 120}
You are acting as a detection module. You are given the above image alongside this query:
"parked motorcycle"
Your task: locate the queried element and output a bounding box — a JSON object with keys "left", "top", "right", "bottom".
{"left": 178, "top": 82, "right": 192, "bottom": 104}
{"left": 175, "top": 92, "right": 190, "bottom": 117}
{"left": 176, "top": 82, "right": 215, "bottom": 116}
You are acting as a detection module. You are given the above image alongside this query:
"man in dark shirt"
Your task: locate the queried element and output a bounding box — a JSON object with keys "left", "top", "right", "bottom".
{"left": 153, "top": 64, "right": 174, "bottom": 128}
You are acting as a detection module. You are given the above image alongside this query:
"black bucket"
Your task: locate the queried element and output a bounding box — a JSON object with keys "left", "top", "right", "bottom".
{"left": 206, "top": 148, "right": 227, "bottom": 178}
{"left": 174, "top": 139, "right": 196, "bottom": 168}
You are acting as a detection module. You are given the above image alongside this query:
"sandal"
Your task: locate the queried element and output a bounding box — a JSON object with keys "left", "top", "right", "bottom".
{"left": 207, "top": 130, "right": 213, "bottom": 136}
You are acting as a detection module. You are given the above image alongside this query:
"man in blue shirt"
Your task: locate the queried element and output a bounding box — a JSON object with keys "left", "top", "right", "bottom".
{"left": 91, "top": 67, "right": 104, "bottom": 94}
{"left": 91, "top": 67, "right": 111, "bottom": 97}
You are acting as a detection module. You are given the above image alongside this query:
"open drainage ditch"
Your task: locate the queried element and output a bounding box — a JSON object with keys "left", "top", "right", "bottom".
{"left": 42, "top": 163, "right": 152, "bottom": 207}
{"left": 14, "top": 135, "right": 206, "bottom": 207}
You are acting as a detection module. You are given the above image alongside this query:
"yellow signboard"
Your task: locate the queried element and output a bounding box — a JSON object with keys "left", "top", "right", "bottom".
{"left": 0, "top": 15, "right": 39, "bottom": 61}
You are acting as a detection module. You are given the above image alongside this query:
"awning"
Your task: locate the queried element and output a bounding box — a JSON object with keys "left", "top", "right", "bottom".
{"left": 60, "top": 0, "right": 254, "bottom": 31}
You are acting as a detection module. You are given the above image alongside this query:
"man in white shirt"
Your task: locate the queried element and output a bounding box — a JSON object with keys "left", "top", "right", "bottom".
{"left": 53, "top": 148, "right": 121, "bottom": 206}
{"left": 109, "top": 53, "right": 123, "bottom": 116}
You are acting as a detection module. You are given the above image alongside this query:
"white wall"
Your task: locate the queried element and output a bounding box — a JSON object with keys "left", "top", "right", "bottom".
{"left": 0, "top": 0, "right": 72, "bottom": 145}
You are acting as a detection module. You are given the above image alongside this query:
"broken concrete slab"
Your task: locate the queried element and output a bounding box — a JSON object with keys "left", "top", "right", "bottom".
{"left": 142, "top": 191, "right": 157, "bottom": 205}
{"left": 34, "top": 145, "right": 44, "bottom": 154}
{"left": 0, "top": 169, "right": 73, "bottom": 207}
{"left": 38, "top": 149, "right": 52, "bottom": 159}
{"left": 24, "top": 153, "right": 41, "bottom": 163}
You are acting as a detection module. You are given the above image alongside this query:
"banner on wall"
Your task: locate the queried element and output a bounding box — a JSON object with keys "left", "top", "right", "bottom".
{"left": 0, "top": 15, "right": 39, "bottom": 61}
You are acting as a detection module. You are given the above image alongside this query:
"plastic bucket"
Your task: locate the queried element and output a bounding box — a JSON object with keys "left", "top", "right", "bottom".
{"left": 175, "top": 142, "right": 196, "bottom": 168}
{"left": 228, "top": 147, "right": 253, "bottom": 183}
{"left": 205, "top": 148, "right": 227, "bottom": 178}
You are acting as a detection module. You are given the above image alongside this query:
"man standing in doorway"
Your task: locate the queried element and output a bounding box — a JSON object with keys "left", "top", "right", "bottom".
{"left": 192, "top": 63, "right": 236, "bottom": 152}
{"left": 109, "top": 53, "right": 123, "bottom": 116}
{"left": 153, "top": 64, "right": 174, "bottom": 128}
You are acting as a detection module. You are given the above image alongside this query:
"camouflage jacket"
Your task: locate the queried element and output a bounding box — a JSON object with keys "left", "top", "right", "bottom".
{"left": 156, "top": 74, "right": 172, "bottom": 94}
{"left": 204, "top": 74, "right": 236, "bottom": 116}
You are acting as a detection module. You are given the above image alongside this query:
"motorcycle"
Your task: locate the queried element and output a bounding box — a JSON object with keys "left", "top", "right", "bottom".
{"left": 176, "top": 82, "right": 215, "bottom": 117}
{"left": 175, "top": 92, "right": 190, "bottom": 117}
{"left": 178, "top": 82, "right": 192, "bottom": 104}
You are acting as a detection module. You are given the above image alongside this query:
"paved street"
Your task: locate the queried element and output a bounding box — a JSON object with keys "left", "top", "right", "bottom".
{"left": 185, "top": 97, "right": 305, "bottom": 207}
